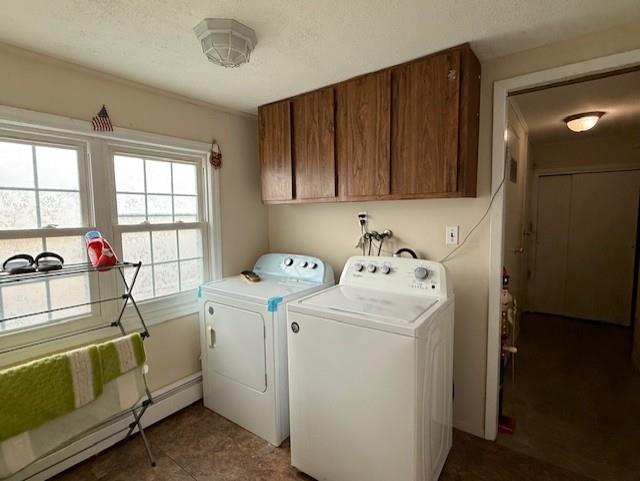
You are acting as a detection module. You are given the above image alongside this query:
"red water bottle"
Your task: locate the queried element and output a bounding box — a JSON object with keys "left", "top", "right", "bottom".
{"left": 85, "top": 231, "right": 118, "bottom": 269}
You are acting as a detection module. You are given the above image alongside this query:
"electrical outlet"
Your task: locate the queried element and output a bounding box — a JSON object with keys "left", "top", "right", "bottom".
{"left": 446, "top": 225, "right": 459, "bottom": 245}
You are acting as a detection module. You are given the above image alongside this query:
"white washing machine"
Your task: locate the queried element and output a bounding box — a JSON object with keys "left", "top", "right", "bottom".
{"left": 199, "top": 253, "right": 334, "bottom": 446}
{"left": 286, "top": 256, "right": 454, "bottom": 481}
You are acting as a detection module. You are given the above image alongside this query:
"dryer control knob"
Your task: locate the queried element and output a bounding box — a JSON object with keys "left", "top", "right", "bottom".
{"left": 300, "top": 260, "right": 309, "bottom": 268}
{"left": 380, "top": 265, "right": 391, "bottom": 275}
{"left": 284, "top": 257, "right": 294, "bottom": 267}
{"left": 309, "top": 262, "right": 318, "bottom": 269}
{"left": 414, "top": 266, "right": 429, "bottom": 280}
{"left": 367, "top": 264, "right": 377, "bottom": 273}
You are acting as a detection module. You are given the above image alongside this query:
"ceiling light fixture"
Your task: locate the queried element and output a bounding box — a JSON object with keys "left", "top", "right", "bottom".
{"left": 194, "top": 18, "right": 257, "bottom": 68}
{"left": 563, "top": 112, "right": 605, "bottom": 133}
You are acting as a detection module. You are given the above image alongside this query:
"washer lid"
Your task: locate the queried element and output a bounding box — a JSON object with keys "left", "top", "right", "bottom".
{"left": 296, "top": 285, "right": 439, "bottom": 326}
{"left": 201, "top": 274, "right": 320, "bottom": 303}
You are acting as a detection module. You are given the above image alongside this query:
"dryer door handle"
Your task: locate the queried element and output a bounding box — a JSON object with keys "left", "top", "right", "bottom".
{"left": 207, "top": 325, "right": 216, "bottom": 348}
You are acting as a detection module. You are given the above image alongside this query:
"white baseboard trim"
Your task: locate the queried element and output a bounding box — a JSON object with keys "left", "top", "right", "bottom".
{"left": 12, "top": 372, "right": 203, "bottom": 481}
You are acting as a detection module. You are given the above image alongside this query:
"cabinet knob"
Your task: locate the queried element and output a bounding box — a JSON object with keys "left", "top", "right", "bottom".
{"left": 448, "top": 69, "right": 457, "bottom": 80}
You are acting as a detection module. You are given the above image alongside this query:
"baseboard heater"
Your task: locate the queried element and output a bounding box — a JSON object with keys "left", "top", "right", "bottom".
{"left": 11, "top": 373, "right": 203, "bottom": 481}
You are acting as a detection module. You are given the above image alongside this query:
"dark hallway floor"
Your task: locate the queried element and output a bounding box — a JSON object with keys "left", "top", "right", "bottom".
{"left": 52, "top": 402, "right": 594, "bottom": 481}
{"left": 498, "top": 313, "right": 640, "bottom": 481}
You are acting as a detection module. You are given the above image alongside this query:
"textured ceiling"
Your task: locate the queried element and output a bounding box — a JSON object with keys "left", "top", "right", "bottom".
{"left": 511, "top": 70, "right": 640, "bottom": 143}
{"left": 1, "top": 0, "right": 640, "bottom": 113}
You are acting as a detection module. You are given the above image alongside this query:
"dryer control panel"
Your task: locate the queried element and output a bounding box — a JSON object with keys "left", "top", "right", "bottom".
{"left": 339, "top": 256, "right": 451, "bottom": 299}
{"left": 253, "top": 253, "right": 334, "bottom": 284}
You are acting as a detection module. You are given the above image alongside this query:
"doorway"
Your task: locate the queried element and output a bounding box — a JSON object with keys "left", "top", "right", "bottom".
{"left": 495, "top": 69, "right": 640, "bottom": 481}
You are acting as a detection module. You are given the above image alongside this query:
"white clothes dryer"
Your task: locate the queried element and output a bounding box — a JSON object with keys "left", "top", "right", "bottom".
{"left": 199, "top": 253, "right": 334, "bottom": 446}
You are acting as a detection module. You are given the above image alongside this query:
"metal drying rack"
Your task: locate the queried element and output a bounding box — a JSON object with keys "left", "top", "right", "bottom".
{"left": 0, "top": 261, "right": 157, "bottom": 468}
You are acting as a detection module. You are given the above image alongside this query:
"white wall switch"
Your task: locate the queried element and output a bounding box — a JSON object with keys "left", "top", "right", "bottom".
{"left": 446, "top": 225, "right": 459, "bottom": 245}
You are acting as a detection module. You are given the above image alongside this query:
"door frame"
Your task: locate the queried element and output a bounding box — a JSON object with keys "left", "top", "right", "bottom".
{"left": 485, "top": 48, "right": 640, "bottom": 440}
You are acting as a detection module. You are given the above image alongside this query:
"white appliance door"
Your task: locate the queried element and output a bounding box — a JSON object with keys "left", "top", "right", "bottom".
{"left": 205, "top": 301, "right": 267, "bottom": 392}
{"left": 288, "top": 312, "right": 416, "bottom": 481}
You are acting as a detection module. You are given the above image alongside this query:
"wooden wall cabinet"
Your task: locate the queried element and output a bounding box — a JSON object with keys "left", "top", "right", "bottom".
{"left": 258, "top": 100, "right": 293, "bottom": 202}
{"left": 292, "top": 88, "right": 336, "bottom": 200}
{"left": 336, "top": 70, "right": 391, "bottom": 199}
{"left": 258, "top": 44, "right": 480, "bottom": 204}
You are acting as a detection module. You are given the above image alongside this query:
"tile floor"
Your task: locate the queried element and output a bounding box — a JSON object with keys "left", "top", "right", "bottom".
{"left": 52, "top": 402, "right": 594, "bottom": 481}
{"left": 498, "top": 313, "right": 640, "bottom": 481}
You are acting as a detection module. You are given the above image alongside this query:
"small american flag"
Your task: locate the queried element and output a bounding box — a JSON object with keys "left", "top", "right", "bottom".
{"left": 91, "top": 105, "right": 113, "bottom": 131}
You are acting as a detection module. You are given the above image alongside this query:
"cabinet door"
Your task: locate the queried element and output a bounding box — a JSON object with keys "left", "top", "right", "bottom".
{"left": 259, "top": 101, "right": 293, "bottom": 201}
{"left": 336, "top": 71, "right": 390, "bottom": 199}
{"left": 391, "top": 50, "right": 461, "bottom": 195}
{"left": 293, "top": 88, "right": 336, "bottom": 200}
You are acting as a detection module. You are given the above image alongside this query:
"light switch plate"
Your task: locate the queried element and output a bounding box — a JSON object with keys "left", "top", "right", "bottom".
{"left": 446, "top": 225, "right": 459, "bottom": 245}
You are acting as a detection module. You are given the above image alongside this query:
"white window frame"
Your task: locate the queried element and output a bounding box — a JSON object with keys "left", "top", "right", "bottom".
{"left": 103, "top": 143, "right": 213, "bottom": 324}
{"left": 0, "top": 128, "right": 103, "bottom": 335}
{"left": 0, "top": 105, "right": 221, "bottom": 361}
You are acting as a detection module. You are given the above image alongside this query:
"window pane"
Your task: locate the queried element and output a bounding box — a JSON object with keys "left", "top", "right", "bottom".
{"left": 178, "top": 229, "right": 202, "bottom": 259}
{"left": 180, "top": 259, "right": 202, "bottom": 290}
{"left": 46, "top": 236, "right": 87, "bottom": 264}
{"left": 0, "top": 189, "right": 38, "bottom": 229}
{"left": 117, "top": 193, "right": 146, "bottom": 223}
{"left": 114, "top": 155, "right": 144, "bottom": 193}
{"left": 125, "top": 265, "right": 153, "bottom": 300}
{"left": 172, "top": 163, "right": 197, "bottom": 195}
{"left": 49, "top": 274, "right": 91, "bottom": 318}
{"left": 154, "top": 262, "right": 179, "bottom": 297}
{"left": 39, "top": 191, "right": 82, "bottom": 227}
{"left": 122, "top": 232, "right": 152, "bottom": 264}
{"left": 35, "top": 146, "right": 79, "bottom": 190}
{"left": 152, "top": 230, "right": 177, "bottom": 262}
{"left": 0, "top": 141, "right": 34, "bottom": 188}
{"left": 146, "top": 160, "right": 172, "bottom": 194}
{"left": 0, "top": 282, "right": 49, "bottom": 330}
{"left": 0, "top": 238, "right": 43, "bottom": 262}
{"left": 173, "top": 195, "right": 197, "bottom": 216}
{"left": 148, "top": 195, "right": 172, "bottom": 223}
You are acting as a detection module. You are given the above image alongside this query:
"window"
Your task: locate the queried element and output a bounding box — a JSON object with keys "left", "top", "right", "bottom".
{"left": 0, "top": 113, "right": 217, "bottom": 337}
{"left": 0, "top": 141, "right": 86, "bottom": 229}
{"left": 112, "top": 153, "right": 205, "bottom": 302}
{"left": 0, "top": 138, "right": 92, "bottom": 332}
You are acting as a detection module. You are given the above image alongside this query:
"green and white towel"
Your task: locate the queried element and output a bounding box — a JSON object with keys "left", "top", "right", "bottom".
{"left": 0, "top": 346, "right": 102, "bottom": 443}
{"left": 0, "top": 333, "right": 147, "bottom": 478}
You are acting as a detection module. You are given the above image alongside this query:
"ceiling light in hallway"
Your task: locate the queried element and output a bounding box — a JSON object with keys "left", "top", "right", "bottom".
{"left": 563, "top": 111, "right": 604, "bottom": 132}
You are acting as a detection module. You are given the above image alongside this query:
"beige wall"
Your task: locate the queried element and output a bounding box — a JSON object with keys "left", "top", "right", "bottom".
{"left": 533, "top": 132, "right": 640, "bottom": 172}
{"left": 0, "top": 43, "right": 268, "bottom": 390}
{"left": 269, "top": 20, "right": 640, "bottom": 437}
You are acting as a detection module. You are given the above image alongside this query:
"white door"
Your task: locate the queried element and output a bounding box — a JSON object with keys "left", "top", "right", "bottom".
{"left": 287, "top": 313, "right": 416, "bottom": 481}
{"left": 564, "top": 171, "right": 640, "bottom": 325}
{"left": 204, "top": 301, "right": 267, "bottom": 391}
{"left": 533, "top": 171, "right": 640, "bottom": 325}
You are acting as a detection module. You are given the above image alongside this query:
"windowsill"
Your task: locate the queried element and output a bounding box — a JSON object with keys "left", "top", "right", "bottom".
{"left": 121, "top": 289, "right": 200, "bottom": 328}
{"left": 0, "top": 290, "right": 201, "bottom": 368}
